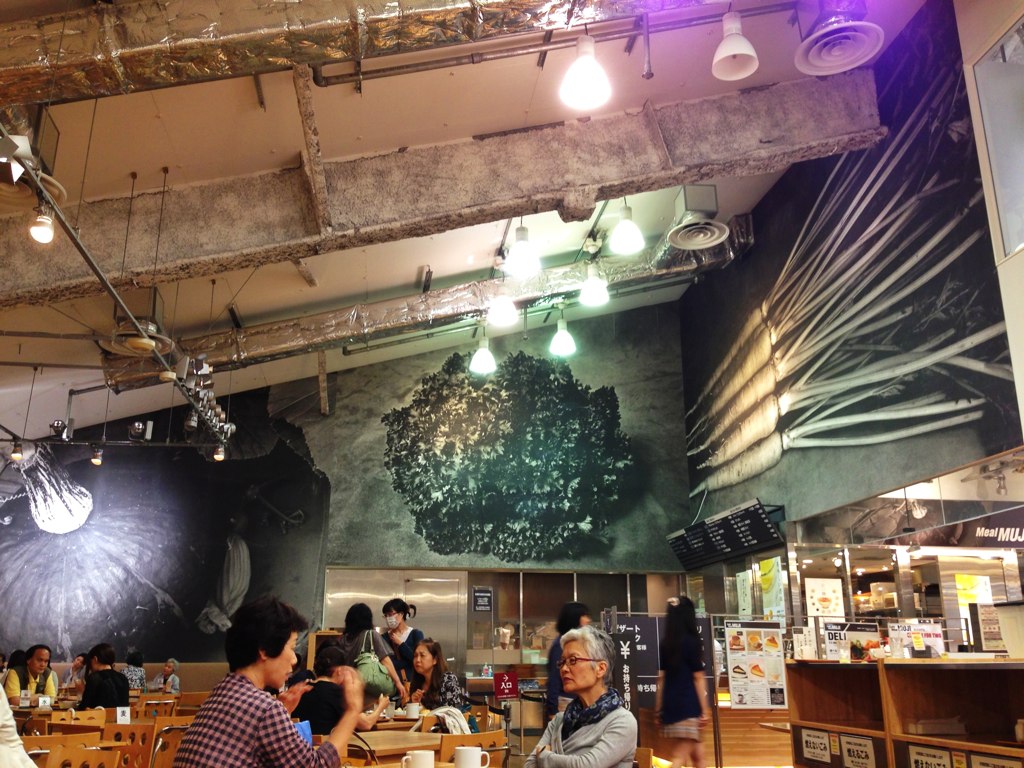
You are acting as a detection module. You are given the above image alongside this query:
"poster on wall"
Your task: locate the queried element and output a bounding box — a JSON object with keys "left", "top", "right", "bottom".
{"left": 806, "top": 577, "right": 845, "bottom": 617}
{"left": 737, "top": 571, "right": 753, "bottom": 617}
{"left": 888, "top": 620, "right": 945, "bottom": 658}
{"left": 760, "top": 556, "right": 786, "bottom": 620}
{"left": 724, "top": 620, "right": 786, "bottom": 708}
{"left": 968, "top": 603, "right": 1007, "bottom": 653}
{"left": 823, "top": 622, "right": 881, "bottom": 661}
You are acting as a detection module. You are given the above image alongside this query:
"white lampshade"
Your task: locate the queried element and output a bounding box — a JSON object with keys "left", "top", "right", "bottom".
{"left": 559, "top": 35, "right": 612, "bottom": 111}
{"left": 549, "top": 318, "right": 576, "bottom": 357}
{"left": 505, "top": 226, "right": 541, "bottom": 278}
{"left": 30, "top": 213, "right": 54, "bottom": 244}
{"left": 712, "top": 12, "right": 759, "bottom": 81}
{"left": 579, "top": 263, "right": 609, "bottom": 307}
{"left": 608, "top": 206, "right": 645, "bottom": 255}
{"left": 469, "top": 338, "right": 497, "bottom": 375}
{"left": 487, "top": 295, "right": 519, "bottom": 327}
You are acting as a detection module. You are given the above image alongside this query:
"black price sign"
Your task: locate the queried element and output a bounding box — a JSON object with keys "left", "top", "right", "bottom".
{"left": 667, "top": 499, "right": 783, "bottom": 570}
{"left": 473, "top": 587, "right": 493, "bottom": 612}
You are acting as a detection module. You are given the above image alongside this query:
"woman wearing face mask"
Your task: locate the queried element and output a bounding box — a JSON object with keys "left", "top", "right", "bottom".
{"left": 381, "top": 598, "right": 423, "bottom": 689}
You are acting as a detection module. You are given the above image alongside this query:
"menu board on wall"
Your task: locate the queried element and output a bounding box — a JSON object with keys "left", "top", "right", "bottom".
{"left": 823, "top": 622, "right": 881, "bottom": 661}
{"left": 724, "top": 620, "right": 786, "bottom": 708}
{"left": 667, "top": 499, "right": 783, "bottom": 570}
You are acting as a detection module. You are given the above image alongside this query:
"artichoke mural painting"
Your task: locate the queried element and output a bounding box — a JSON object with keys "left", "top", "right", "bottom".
{"left": 382, "top": 351, "right": 632, "bottom": 561}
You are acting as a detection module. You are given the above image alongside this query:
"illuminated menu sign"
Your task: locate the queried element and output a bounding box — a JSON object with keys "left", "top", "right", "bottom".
{"left": 667, "top": 499, "right": 783, "bottom": 570}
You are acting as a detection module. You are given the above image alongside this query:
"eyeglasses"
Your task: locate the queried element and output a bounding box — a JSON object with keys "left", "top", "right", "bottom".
{"left": 556, "top": 656, "right": 597, "bottom": 669}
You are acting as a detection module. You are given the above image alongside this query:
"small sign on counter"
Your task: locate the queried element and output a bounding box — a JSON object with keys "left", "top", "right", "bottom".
{"left": 800, "top": 728, "right": 832, "bottom": 764}
{"left": 908, "top": 745, "right": 952, "bottom": 768}
{"left": 970, "top": 756, "right": 1023, "bottom": 768}
{"left": 840, "top": 734, "right": 877, "bottom": 768}
{"left": 493, "top": 670, "right": 518, "bottom": 701}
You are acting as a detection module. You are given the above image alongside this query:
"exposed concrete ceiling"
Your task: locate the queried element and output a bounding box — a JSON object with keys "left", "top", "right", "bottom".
{"left": 0, "top": 0, "right": 924, "bottom": 441}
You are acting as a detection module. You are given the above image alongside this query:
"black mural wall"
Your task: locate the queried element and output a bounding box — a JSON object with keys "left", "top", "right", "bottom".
{"left": 679, "top": 0, "right": 1022, "bottom": 523}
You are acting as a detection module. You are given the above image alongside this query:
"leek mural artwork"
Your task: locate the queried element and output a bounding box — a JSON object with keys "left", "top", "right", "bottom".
{"left": 681, "top": 0, "right": 1021, "bottom": 522}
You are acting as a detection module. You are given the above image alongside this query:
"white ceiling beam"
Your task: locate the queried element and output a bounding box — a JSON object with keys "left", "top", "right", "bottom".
{"left": 292, "top": 65, "right": 333, "bottom": 236}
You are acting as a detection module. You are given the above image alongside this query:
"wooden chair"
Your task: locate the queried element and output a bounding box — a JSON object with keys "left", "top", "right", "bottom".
{"left": 22, "top": 735, "right": 102, "bottom": 751}
{"left": 19, "top": 717, "right": 50, "bottom": 736}
{"left": 102, "top": 723, "right": 156, "bottom": 768}
{"left": 417, "top": 715, "right": 438, "bottom": 732}
{"left": 44, "top": 745, "right": 119, "bottom": 768}
{"left": 466, "top": 704, "right": 499, "bottom": 731}
{"left": 634, "top": 747, "right": 653, "bottom": 768}
{"left": 48, "top": 723, "right": 104, "bottom": 737}
{"left": 51, "top": 711, "right": 106, "bottom": 725}
{"left": 438, "top": 730, "right": 509, "bottom": 768}
{"left": 175, "top": 692, "right": 210, "bottom": 709}
{"left": 151, "top": 716, "right": 193, "bottom": 734}
{"left": 104, "top": 740, "right": 149, "bottom": 768}
{"left": 149, "top": 725, "right": 189, "bottom": 768}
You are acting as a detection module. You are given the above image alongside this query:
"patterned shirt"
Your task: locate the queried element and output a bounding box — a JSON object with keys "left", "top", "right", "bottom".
{"left": 123, "top": 666, "right": 147, "bottom": 692}
{"left": 173, "top": 673, "right": 341, "bottom": 768}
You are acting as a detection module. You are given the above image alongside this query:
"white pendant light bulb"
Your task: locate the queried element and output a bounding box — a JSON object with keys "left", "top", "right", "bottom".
{"left": 487, "top": 295, "right": 519, "bottom": 327}
{"left": 712, "top": 12, "right": 759, "bottom": 81}
{"left": 469, "top": 337, "right": 497, "bottom": 375}
{"left": 559, "top": 35, "right": 612, "bottom": 111}
{"left": 549, "top": 318, "right": 576, "bottom": 357}
{"left": 504, "top": 226, "right": 541, "bottom": 278}
{"left": 608, "top": 205, "right": 645, "bottom": 255}
{"left": 10, "top": 441, "right": 23, "bottom": 462}
{"left": 579, "top": 262, "right": 609, "bottom": 307}
{"left": 30, "top": 211, "right": 54, "bottom": 244}
{"left": 213, "top": 444, "right": 226, "bottom": 462}
{"left": 90, "top": 445, "right": 103, "bottom": 466}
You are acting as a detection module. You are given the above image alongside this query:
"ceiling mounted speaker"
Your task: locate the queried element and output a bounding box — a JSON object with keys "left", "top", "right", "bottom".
{"left": 794, "top": 0, "right": 884, "bottom": 76}
{"left": 665, "top": 184, "right": 730, "bottom": 251}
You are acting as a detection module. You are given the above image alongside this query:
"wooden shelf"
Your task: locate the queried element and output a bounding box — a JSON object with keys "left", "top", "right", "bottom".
{"left": 890, "top": 734, "right": 1024, "bottom": 757}
{"left": 791, "top": 719, "right": 885, "bottom": 739}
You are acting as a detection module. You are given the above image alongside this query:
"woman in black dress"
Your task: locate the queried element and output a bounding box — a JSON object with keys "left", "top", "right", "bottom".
{"left": 79, "top": 643, "right": 129, "bottom": 709}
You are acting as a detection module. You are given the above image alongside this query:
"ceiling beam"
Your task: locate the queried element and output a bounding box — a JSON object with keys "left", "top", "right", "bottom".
{"left": 0, "top": 70, "right": 882, "bottom": 310}
{"left": 292, "top": 65, "right": 333, "bottom": 236}
{"left": 0, "top": 0, "right": 733, "bottom": 109}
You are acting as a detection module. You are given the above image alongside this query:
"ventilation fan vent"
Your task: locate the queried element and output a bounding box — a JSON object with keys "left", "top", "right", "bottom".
{"left": 795, "top": 20, "right": 884, "bottom": 76}
{"left": 667, "top": 215, "right": 730, "bottom": 251}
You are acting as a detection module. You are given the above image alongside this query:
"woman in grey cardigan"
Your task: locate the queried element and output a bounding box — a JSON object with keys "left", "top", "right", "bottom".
{"left": 525, "top": 625, "right": 637, "bottom": 768}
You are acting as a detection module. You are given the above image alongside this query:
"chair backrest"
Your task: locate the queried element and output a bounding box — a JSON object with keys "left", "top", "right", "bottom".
{"left": 418, "top": 715, "right": 438, "bottom": 732}
{"left": 22, "top": 734, "right": 102, "bottom": 751}
{"left": 102, "top": 723, "right": 156, "bottom": 768}
{"left": 438, "top": 730, "right": 509, "bottom": 762}
{"left": 44, "top": 745, "right": 119, "bottom": 768}
{"left": 132, "top": 700, "right": 176, "bottom": 720}
{"left": 20, "top": 717, "right": 50, "bottom": 736}
{"left": 48, "top": 724, "right": 104, "bottom": 737}
{"left": 466, "top": 705, "right": 498, "bottom": 732}
{"left": 151, "top": 716, "right": 193, "bottom": 733}
{"left": 104, "top": 740, "right": 149, "bottom": 768}
{"left": 634, "top": 747, "right": 653, "bottom": 768}
{"left": 175, "top": 692, "right": 210, "bottom": 708}
{"left": 51, "top": 711, "right": 106, "bottom": 725}
{"left": 149, "top": 726, "right": 189, "bottom": 768}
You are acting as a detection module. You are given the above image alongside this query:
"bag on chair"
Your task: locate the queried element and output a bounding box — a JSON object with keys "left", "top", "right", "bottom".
{"left": 354, "top": 630, "right": 397, "bottom": 698}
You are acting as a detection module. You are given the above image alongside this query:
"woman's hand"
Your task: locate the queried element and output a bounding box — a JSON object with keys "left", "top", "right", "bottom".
{"left": 698, "top": 709, "right": 711, "bottom": 727}
{"left": 278, "top": 680, "right": 312, "bottom": 714}
{"left": 409, "top": 688, "right": 424, "bottom": 703}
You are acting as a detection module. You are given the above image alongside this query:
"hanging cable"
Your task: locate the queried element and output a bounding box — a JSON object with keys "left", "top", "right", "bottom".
{"left": 150, "top": 167, "right": 169, "bottom": 279}
{"left": 118, "top": 172, "right": 138, "bottom": 280}
{"left": 73, "top": 99, "right": 99, "bottom": 232}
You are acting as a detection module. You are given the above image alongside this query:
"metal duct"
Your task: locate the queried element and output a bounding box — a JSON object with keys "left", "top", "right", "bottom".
{"left": 0, "top": 0, "right": 722, "bottom": 109}
{"left": 102, "top": 237, "right": 745, "bottom": 390}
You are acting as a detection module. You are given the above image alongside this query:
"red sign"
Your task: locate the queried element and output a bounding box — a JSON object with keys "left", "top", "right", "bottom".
{"left": 493, "top": 670, "right": 518, "bottom": 701}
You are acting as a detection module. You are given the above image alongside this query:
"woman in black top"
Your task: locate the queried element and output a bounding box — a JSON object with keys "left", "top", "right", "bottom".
{"left": 293, "top": 646, "right": 388, "bottom": 734}
{"left": 654, "top": 597, "right": 710, "bottom": 768}
{"left": 80, "top": 643, "right": 130, "bottom": 709}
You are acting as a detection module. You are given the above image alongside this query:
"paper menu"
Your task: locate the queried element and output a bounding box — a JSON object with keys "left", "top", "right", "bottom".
{"left": 724, "top": 619, "right": 786, "bottom": 709}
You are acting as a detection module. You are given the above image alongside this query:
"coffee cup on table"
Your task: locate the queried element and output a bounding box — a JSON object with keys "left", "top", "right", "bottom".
{"left": 402, "top": 751, "right": 434, "bottom": 768}
{"left": 454, "top": 746, "right": 491, "bottom": 768}
{"left": 406, "top": 702, "right": 421, "bottom": 718}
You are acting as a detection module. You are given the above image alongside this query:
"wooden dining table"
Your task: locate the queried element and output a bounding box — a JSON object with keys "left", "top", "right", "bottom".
{"left": 348, "top": 730, "right": 441, "bottom": 757}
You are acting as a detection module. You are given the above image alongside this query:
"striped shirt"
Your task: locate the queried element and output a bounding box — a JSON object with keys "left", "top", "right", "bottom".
{"left": 172, "top": 673, "right": 341, "bottom": 768}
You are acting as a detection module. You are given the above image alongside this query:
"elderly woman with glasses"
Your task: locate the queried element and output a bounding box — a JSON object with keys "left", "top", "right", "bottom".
{"left": 525, "top": 625, "right": 636, "bottom": 768}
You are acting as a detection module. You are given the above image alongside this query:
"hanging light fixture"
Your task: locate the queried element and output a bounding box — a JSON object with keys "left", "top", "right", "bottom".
{"left": 11, "top": 366, "right": 38, "bottom": 462}
{"left": 487, "top": 295, "right": 519, "bottom": 327}
{"left": 29, "top": 203, "right": 55, "bottom": 244}
{"left": 579, "top": 262, "right": 609, "bottom": 307}
{"left": 549, "top": 310, "right": 576, "bottom": 357}
{"left": 504, "top": 224, "right": 541, "bottom": 278}
{"left": 90, "top": 445, "right": 103, "bottom": 466}
{"left": 213, "top": 444, "right": 226, "bottom": 462}
{"left": 712, "top": 12, "right": 759, "bottom": 81}
{"left": 10, "top": 441, "right": 24, "bottom": 462}
{"left": 559, "top": 35, "right": 612, "bottom": 111}
{"left": 469, "top": 337, "right": 497, "bottom": 375}
{"left": 608, "top": 201, "right": 645, "bottom": 255}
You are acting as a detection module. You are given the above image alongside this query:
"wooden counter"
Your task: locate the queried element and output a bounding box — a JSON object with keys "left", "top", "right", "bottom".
{"left": 638, "top": 705, "right": 792, "bottom": 767}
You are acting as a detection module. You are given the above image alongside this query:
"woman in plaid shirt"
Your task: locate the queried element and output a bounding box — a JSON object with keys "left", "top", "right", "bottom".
{"left": 174, "top": 597, "right": 363, "bottom": 768}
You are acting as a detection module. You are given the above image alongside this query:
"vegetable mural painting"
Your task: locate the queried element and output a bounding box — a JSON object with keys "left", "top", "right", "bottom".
{"left": 687, "top": 22, "right": 1015, "bottom": 497}
{"left": 382, "top": 351, "right": 632, "bottom": 561}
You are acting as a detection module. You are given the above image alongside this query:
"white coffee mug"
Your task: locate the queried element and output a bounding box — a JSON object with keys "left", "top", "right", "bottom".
{"left": 402, "top": 751, "right": 434, "bottom": 768}
{"left": 405, "top": 702, "right": 422, "bottom": 718}
{"left": 454, "top": 746, "right": 491, "bottom": 768}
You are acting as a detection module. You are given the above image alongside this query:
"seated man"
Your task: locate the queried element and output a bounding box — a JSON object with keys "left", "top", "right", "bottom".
{"left": 4, "top": 645, "right": 57, "bottom": 705}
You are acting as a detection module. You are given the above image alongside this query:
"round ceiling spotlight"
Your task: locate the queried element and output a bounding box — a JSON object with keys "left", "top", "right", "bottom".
{"left": 795, "top": 20, "right": 884, "bottom": 76}
{"left": 666, "top": 214, "right": 730, "bottom": 251}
